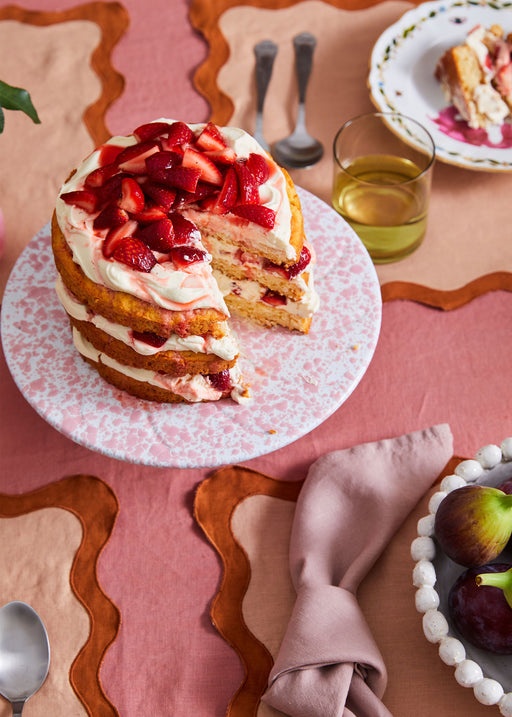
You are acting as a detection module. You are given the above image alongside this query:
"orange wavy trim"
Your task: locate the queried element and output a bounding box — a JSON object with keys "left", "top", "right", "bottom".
{"left": 0, "top": 474, "right": 121, "bottom": 717}
{"left": 0, "top": 3, "right": 129, "bottom": 145}
{"left": 194, "top": 457, "right": 463, "bottom": 716}
{"left": 189, "top": 0, "right": 394, "bottom": 125}
{"left": 381, "top": 272, "right": 512, "bottom": 309}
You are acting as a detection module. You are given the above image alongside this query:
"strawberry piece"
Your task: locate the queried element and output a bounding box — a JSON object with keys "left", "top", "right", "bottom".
{"left": 136, "top": 218, "right": 175, "bottom": 252}
{"left": 207, "top": 369, "right": 231, "bottom": 392}
{"left": 133, "top": 121, "right": 173, "bottom": 142}
{"left": 132, "top": 330, "right": 168, "bottom": 348}
{"left": 119, "top": 177, "right": 145, "bottom": 214}
{"left": 234, "top": 161, "right": 260, "bottom": 203}
{"left": 217, "top": 166, "right": 238, "bottom": 211}
{"left": 96, "top": 172, "right": 131, "bottom": 206}
{"left": 156, "top": 167, "right": 201, "bottom": 193}
{"left": 497, "top": 63, "right": 512, "bottom": 97}
{"left": 60, "top": 190, "right": 99, "bottom": 213}
{"left": 196, "top": 122, "right": 237, "bottom": 163}
{"left": 93, "top": 205, "right": 129, "bottom": 231}
{"left": 203, "top": 148, "right": 236, "bottom": 165}
{"left": 102, "top": 219, "right": 139, "bottom": 257}
{"left": 116, "top": 141, "right": 160, "bottom": 173}
{"left": 145, "top": 150, "right": 182, "bottom": 176}
{"left": 97, "top": 143, "right": 125, "bottom": 166}
{"left": 174, "top": 182, "right": 218, "bottom": 208}
{"left": 168, "top": 213, "right": 201, "bottom": 244}
{"left": 285, "top": 245, "right": 312, "bottom": 279}
{"left": 143, "top": 181, "right": 176, "bottom": 211}
{"left": 182, "top": 147, "right": 223, "bottom": 186}
{"left": 231, "top": 203, "right": 276, "bottom": 229}
{"left": 169, "top": 245, "right": 207, "bottom": 268}
{"left": 261, "top": 289, "right": 286, "bottom": 306}
{"left": 132, "top": 203, "right": 168, "bottom": 224}
{"left": 246, "top": 153, "right": 270, "bottom": 184}
{"left": 162, "top": 121, "right": 194, "bottom": 148}
{"left": 112, "top": 236, "right": 156, "bottom": 272}
{"left": 85, "top": 162, "right": 120, "bottom": 188}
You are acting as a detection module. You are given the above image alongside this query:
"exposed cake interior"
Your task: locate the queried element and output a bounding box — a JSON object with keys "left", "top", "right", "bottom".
{"left": 52, "top": 119, "right": 319, "bottom": 403}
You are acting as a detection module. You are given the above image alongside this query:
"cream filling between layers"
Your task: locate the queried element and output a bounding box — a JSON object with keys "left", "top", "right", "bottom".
{"left": 56, "top": 120, "right": 295, "bottom": 314}
{"left": 73, "top": 328, "right": 250, "bottom": 404}
{"left": 56, "top": 275, "right": 239, "bottom": 360}
{"left": 214, "top": 272, "right": 320, "bottom": 318}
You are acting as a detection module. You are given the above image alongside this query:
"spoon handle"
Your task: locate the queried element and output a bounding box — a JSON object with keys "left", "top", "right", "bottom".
{"left": 11, "top": 701, "right": 25, "bottom": 716}
{"left": 293, "top": 32, "right": 317, "bottom": 105}
{"left": 254, "top": 40, "right": 278, "bottom": 114}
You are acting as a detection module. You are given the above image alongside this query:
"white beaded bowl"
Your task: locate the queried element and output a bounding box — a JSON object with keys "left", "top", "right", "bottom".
{"left": 412, "top": 439, "right": 512, "bottom": 715}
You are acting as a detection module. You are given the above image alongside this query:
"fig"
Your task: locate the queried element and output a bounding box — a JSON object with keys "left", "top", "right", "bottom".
{"left": 434, "top": 484, "right": 512, "bottom": 567}
{"left": 449, "top": 562, "right": 512, "bottom": 654}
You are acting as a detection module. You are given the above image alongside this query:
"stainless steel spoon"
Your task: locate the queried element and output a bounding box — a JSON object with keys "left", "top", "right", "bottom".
{"left": 0, "top": 602, "right": 50, "bottom": 716}
{"left": 253, "top": 39, "right": 278, "bottom": 153}
{"left": 273, "top": 33, "right": 324, "bottom": 169}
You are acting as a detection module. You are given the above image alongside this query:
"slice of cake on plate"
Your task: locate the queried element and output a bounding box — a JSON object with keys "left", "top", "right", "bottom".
{"left": 435, "top": 24, "right": 512, "bottom": 128}
{"left": 51, "top": 119, "right": 319, "bottom": 404}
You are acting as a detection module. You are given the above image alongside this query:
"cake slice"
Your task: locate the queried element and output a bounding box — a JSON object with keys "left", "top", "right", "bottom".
{"left": 435, "top": 24, "right": 512, "bottom": 129}
{"left": 51, "top": 119, "right": 319, "bottom": 403}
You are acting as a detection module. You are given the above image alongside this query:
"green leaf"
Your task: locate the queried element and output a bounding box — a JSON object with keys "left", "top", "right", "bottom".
{"left": 0, "top": 80, "right": 40, "bottom": 131}
{"left": 0, "top": 107, "right": 4, "bottom": 134}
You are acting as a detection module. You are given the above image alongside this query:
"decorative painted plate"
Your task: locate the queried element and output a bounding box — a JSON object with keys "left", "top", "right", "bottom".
{"left": 369, "top": 0, "right": 512, "bottom": 171}
{"left": 412, "top": 440, "right": 512, "bottom": 714}
{"left": 1, "top": 188, "right": 382, "bottom": 469}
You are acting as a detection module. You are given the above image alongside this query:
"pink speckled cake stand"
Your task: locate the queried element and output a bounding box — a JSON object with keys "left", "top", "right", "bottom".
{"left": 1, "top": 188, "right": 381, "bottom": 468}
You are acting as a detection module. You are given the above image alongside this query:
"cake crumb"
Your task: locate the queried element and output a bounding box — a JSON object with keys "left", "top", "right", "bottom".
{"left": 301, "top": 374, "right": 319, "bottom": 386}
{"left": 268, "top": 429, "right": 277, "bottom": 434}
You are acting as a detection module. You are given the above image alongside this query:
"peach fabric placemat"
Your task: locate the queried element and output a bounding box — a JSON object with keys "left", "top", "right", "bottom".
{"left": 190, "top": 0, "right": 512, "bottom": 309}
{"left": 195, "top": 461, "right": 494, "bottom": 717}
{"left": 0, "top": 475, "right": 120, "bottom": 717}
{"left": 0, "top": 4, "right": 128, "bottom": 299}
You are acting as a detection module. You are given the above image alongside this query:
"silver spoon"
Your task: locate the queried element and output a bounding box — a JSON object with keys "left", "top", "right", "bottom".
{"left": 0, "top": 602, "right": 50, "bottom": 716}
{"left": 253, "top": 39, "right": 278, "bottom": 153}
{"left": 273, "top": 33, "right": 324, "bottom": 169}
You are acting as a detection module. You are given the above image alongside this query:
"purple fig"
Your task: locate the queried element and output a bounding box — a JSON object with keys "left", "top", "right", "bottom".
{"left": 449, "top": 562, "right": 512, "bottom": 654}
{"left": 434, "top": 484, "right": 512, "bottom": 568}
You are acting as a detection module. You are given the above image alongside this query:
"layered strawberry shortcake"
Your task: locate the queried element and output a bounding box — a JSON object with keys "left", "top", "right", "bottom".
{"left": 435, "top": 24, "right": 512, "bottom": 129}
{"left": 52, "top": 119, "right": 319, "bottom": 404}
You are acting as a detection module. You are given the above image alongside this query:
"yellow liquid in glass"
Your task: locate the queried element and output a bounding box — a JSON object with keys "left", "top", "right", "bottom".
{"left": 332, "top": 154, "right": 430, "bottom": 263}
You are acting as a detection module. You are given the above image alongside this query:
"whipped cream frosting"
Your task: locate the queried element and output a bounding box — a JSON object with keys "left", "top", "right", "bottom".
{"left": 73, "top": 328, "right": 250, "bottom": 404}
{"left": 56, "top": 120, "right": 295, "bottom": 313}
{"left": 56, "top": 275, "right": 239, "bottom": 360}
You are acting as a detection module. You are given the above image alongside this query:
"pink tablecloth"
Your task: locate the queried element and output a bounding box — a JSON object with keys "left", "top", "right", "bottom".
{"left": 0, "top": 1, "right": 511, "bottom": 716}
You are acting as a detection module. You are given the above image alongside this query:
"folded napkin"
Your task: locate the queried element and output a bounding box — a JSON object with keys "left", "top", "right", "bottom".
{"left": 263, "top": 424, "right": 453, "bottom": 717}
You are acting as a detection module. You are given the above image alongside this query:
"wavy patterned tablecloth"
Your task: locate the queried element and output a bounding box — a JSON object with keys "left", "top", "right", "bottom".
{"left": 190, "top": 0, "right": 512, "bottom": 308}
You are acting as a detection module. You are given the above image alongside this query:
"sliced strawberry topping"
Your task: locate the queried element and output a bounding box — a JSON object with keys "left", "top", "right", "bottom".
{"left": 497, "top": 63, "right": 512, "bottom": 97}
{"left": 60, "top": 190, "right": 100, "bottom": 213}
{"left": 143, "top": 181, "right": 176, "bottom": 211}
{"left": 145, "top": 150, "right": 182, "bottom": 176}
{"left": 162, "top": 121, "right": 194, "bottom": 148}
{"left": 261, "top": 289, "right": 286, "bottom": 306}
{"left": 96, "top": 172, "right": 130, "bottom": 206}
{"left": 119, "top": 177, "right": 145, "bottom": 214}
{"left": 173, "top": 182, "right": 218, "bottom": 208}
{"left": 168, "top": 213, "right": 201, "bottom": 244}
{"left": 112, "top": 236, "right": 156, "bottom": 272}
{"left": 84, "top": 162, "right": 119, "bottom": 188}
{"left": 102, "top": 220, "right": 139, "bottom": 257}
{"left": 132, "top": 330, "right": 168, "bottom": 348}
{"left": 93, "top": 205, "right": 129, "bottom": 231}
{"left": 182, "top": 147, "right": 223, "bottom": 186}
{"left": 207, "top": 369, "right": 231, "bottom": 392}
{"left": 217, "top": 166, "right": 238, "bottom": 210}
{"left": 133, "top": 121, "right": 173, "bottom": 142}
{"left": 156, "top": 166, "right": 201, "bottom": 193}
{"left": 132, "top": 203, "right": 168, "bottom": 224}
{"left": 196, "top": 122, "right": 236, "bottom": 163}
{"left": 136, "top": 218, "right": 175, "bottom": 252}
{"left": 116, "top": 141, "right": 160, "bottom": 173}
{"left": 97, "top": 143, "right": 125, "bottom": 166}
{"left": 169, "top": 245, "right": 207, "bottom": 268}
{"left": 246, "top": 153, "right": 270, "bottom": 184}
{"left": 231, "top": 203, "right": 276, "bottom": 229}
{"left": 234, "top": 161, "right": 260, "bottom": 203}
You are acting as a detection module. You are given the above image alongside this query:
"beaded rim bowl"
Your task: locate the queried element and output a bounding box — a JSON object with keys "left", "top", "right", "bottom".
{"left": 412, "top": 438, "right": 512, "bottom": 715}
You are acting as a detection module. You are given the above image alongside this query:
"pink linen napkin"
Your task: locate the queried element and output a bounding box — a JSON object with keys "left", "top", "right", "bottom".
{"left": 263, "top": 424, "right": 453, "bottom": 717}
